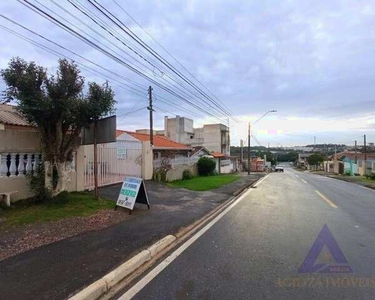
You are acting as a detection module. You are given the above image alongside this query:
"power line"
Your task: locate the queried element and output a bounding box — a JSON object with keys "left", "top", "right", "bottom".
{"left": 154, "top": 93, "right": 206, "bottom": 119}
{"left": 0, "top": 17, "right": 215, "bottom": 124}
{"left": 117, "top": 106, "right": 147, "bottom": 118}
{"left": 0, "top": 14, "right": 145, "bottom": 93}
{"left": 87, "top": 0, "right": 236, "bottom": 120}
{"left": 66, "top": 0, "right": 165, "bottom": 76}
{"left": 45, "top": 0, "right": 158, "bottom": 76}
{"left": 14, "top": 1, "right": 233, "bottom": 121}
{"left": 0, "top": 18, "right": 224, "bottom": 126}
{"left": 49, "top": 0, "right": 219, "bottom": 117}
{"left": 153, "top": 105, "right": 175, "bottom": 116}
{"left": 1, "top": 21, "right": 151, "bottom": 119}
{"left": 69, "top": 0, "right": 231, "bottom": 119}
{"left": 111, "top": 0, "right": 234, "bottom": 118}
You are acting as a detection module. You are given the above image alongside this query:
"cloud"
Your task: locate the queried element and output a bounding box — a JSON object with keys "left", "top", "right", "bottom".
{"left": 0, "top": 0, "right": 374, "bottom": 146}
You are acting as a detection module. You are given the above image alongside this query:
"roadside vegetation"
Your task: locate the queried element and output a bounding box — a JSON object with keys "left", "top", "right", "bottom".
{"left": 168, "top": 157, "right": 241, "bottom": 191}
{"left": 0, "top": 192, "right": 115, "bottom": 229}
{"left": 169, "top": 174, "right": 240, "bottom": 191}
{"left": 1, "top": 57, "right": 115, "bottom": 195}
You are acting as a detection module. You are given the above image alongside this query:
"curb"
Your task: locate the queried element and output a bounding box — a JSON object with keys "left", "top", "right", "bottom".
{"left": 69, "top": 175, "right": 264, "bottom": 300}
{"left": 313, "top": 173, "right": 375, "bottom": 191}
{"left": 326, "top": 175, "right": 375, "bottom": 191}
{"left": 69, "top": 235, "right": 176, "bottom": 300}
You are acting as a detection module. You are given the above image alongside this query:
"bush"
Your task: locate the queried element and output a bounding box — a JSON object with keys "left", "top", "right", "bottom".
{"left": 197, "top": 157, "right": 216, "bottom": 176}
{"left": 366, "top": 173, "right": 375, "bottom": 180}
{"left": 182, "top": 169, "right": 193, "bottom": 180}
{"left": 26, "top": 162, "right": 52, "bottom": 203}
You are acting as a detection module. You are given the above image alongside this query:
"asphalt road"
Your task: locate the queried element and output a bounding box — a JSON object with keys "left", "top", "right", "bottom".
{"left": 118, "top": 166, "right": 375, "bottom": 300}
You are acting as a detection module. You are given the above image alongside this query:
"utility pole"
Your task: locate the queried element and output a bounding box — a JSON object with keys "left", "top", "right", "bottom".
{"left": 355, "top": 140, "right": 358, "bottom": 164}
{"left": 93, "top": 118, "right": 99, "bottom": 199}
{"left": 148, "top": 86, "right": 154, "bottom": 146}
{"left": 247, "top": 123, "right": 251, "bottom": 175}
{"left": 364, "top": 134, "right": 367, "bottom": 175}
{"left": 240, "top": 139, "right": 244, "bottom": 166}
{"left": 334, "top": 145, "right": 337, "bottom": 160}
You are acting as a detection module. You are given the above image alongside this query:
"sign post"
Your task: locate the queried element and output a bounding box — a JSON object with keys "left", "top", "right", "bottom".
{"left": 116, "top": 177, "right": 150, "bottom": 214}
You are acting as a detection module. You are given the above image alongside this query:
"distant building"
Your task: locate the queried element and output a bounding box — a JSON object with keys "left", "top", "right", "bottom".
{"left": 297, "top": 153, "right": 312, "bottom": 167}
{"left": 117, "top": 130, "right": 191, "bottom": 160}
{"left": 158, "top": 116, "right": 230, "bottom": 155}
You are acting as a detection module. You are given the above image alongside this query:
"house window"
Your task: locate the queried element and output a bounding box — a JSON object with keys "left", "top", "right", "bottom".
{"left": 117, "top": 148, "right": 127, "bottom": 160}
{"left": 190, "top": 135, "right": 193, "bottom": 139}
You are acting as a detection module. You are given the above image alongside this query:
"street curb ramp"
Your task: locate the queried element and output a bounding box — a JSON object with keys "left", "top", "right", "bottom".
{"left": 69, "top": 175, "right": 264, "bottom": 300}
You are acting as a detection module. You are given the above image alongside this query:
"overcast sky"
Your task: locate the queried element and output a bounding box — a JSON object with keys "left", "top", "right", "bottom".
{"left": 0, "top": 0, "right": 374, "bottom": 146}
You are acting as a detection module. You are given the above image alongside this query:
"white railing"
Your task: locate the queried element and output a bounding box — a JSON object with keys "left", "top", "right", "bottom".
{"left": 83, "top": 145, "right": 142, "bottom": 189}
{"left": 0, "top": 153, "right": 42, "bottom": 177}
{"left": 153, "top": 156, "right": 199, "bottom": 169}
{"left": 0, "top": 152, "right": 76, "bottom": 177}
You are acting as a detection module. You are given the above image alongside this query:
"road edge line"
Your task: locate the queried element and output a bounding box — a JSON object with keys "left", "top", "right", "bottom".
{"left": 68, "top": 175, "right": 268, "bottom": 300}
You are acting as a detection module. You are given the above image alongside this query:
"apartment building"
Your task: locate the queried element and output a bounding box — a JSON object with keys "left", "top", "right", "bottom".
{"left": 159, "top": 116, "right": 230, "bottom": 155}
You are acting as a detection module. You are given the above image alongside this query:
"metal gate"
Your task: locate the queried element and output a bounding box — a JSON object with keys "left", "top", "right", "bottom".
{"left": 84, "top": 141, "right": 142, "bottom": 189}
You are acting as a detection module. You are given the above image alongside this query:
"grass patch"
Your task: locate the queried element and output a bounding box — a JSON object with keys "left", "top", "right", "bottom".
{"left": 0, "top": 192, "right": 115, "bottom": 228}
{"left": 168, "top": 174, "right": 241, "bottom": 191}
{"left": 354, "top": 176, "right": 375, "bottom": 184}
{"left": 329, "top": 175, "right": 375, "bottom": 189}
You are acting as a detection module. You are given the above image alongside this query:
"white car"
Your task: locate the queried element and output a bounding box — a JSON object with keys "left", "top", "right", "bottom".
{"left": 275, "top": 166, "right": 284, "bottom": 172}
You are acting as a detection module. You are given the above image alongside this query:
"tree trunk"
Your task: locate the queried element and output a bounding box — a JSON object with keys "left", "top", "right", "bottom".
{"left": 55, "top": 162, "right": 68, "bottom": 194}
{"left": 44, "top": 161, "right": 53, "bottom": 191}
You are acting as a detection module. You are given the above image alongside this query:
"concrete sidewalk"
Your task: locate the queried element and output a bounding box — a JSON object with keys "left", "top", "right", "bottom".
{"left": 0, "top": 174, "right": 263, "bottom": 300}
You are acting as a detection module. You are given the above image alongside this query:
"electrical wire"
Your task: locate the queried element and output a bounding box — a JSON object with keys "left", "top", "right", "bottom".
{"left": 111, "top": 0, "right": 234, "bottom": 117}
{"left": 18, "top": 0, "right": 226, "bottom": 120}
{"left": 0, "top": 14, "right": 145, "bottom": 93}
{"left": 69, "top": 0, "right": 231, "bottom": 118}
{"left": 87, "top": 0, "right": 237, "bottom": 120}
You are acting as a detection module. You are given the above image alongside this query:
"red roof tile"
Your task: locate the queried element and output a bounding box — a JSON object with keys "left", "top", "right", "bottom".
{"left": 0, "top": 104, "right": 30, "bottom": 127}
{"left": 211, "top": 152, "right": 226, "bottom": 158}
{"left": 116, "top": 129, "right": 126, "bottom": 138}
{"left": 333, "top": 151, "right": 375, "bottom": 161}
{"left": 118, "top": 130, "right": 190, "bottom": 150}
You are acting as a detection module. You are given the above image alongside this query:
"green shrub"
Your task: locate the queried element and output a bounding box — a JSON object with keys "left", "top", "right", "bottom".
{"left": 26, "top": 162, "right": 52, "bottom": 203}
{"left": 182, "top": 169, "right": 193, "bottom": 180}
{"left": 368, "top": 173, "right": 375, "bottom": 180}
{"left": 197, "top": 157, "right": 216, "bottom": 176}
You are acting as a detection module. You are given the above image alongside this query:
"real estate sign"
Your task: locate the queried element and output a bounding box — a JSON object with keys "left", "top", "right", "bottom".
{"left": 116, "top": 177, "right": 150, "bottom": 212}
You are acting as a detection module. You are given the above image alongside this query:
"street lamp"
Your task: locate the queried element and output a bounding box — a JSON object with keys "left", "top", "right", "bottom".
{"left": 255, "top": 110, "right": 277, "bottom": 124}
{"left": 247, "top": 110, "right": 277, "bottom": 175}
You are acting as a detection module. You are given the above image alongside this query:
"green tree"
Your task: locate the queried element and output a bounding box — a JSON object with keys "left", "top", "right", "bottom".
{"left": 1, "top": 57, "right": 115, "bottom": 194}
{"left": 257, "top": 150, "right": 277, "bottom": 166}
{"left": 277, "top": 151, "right": 298, "bottom": 162}
{"left": 307, "top": 153, "right": 325, "bottom": 167}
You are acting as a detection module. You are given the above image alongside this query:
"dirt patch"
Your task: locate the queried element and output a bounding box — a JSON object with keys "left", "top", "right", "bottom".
{"left": 0, "top": 209, "right": 130, "bottom": 261}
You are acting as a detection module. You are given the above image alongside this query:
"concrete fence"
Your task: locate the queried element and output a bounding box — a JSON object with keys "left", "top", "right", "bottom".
{"left": 0, "top": 141, "right": 153, "bottom": 204}
{"left": 165, "top": 163, "right": 198, "bottom": 182}
{"left": 0, "top": 152, "right": 77, "bottom": 202}
{"left": 153, "top": 156, "right": 199, "bottom": 169}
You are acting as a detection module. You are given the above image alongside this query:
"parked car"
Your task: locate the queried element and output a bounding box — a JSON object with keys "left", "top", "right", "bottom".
{"left": 275, "top": 166, "right": 284, "bottom": 172}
